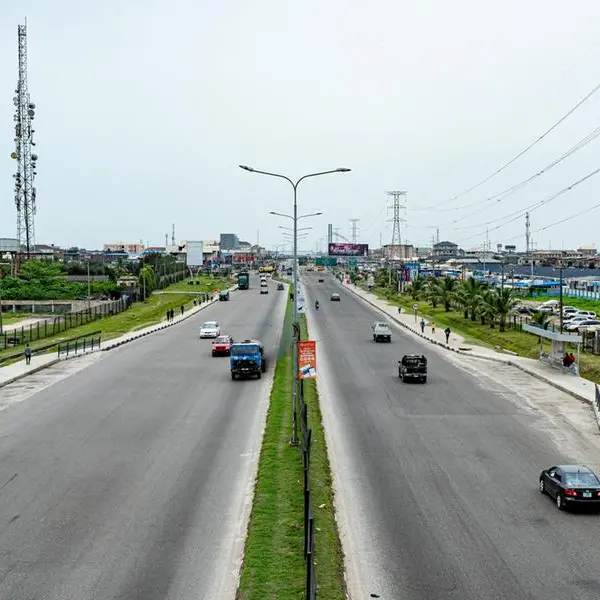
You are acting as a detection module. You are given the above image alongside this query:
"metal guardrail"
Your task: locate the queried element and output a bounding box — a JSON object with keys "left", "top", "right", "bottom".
{"left": 299, "top": 379, "right": 317, "bottom": 600}
{"left": 57, "top": 333, "right": 101, "bottom": 358}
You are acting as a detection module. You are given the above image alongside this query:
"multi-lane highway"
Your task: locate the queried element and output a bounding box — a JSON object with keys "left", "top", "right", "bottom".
{"left": 0, "top": 275, "right": 285, "bottom": 600}
{"left": 304, "top": 272, "right": 600, "bottom": 600}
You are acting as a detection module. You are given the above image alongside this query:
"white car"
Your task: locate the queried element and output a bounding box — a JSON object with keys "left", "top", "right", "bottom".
{"left": 199, "top": 321, "right": 220, "bottom": 338}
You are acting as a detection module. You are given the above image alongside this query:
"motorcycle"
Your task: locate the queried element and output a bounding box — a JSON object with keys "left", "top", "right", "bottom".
{"left": 315, "top": 301, "right": 320, "bottom": 310}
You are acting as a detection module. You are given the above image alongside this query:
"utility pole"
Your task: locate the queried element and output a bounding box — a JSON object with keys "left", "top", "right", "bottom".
{"left": 87, "top": 260, "right": 91, "bottom": 313}
{"left": 171, "top": 224, "right": 175, "bottom": 246}
{"left": 349, "top": 218, "right": 360, "bottom": 244}
{"left": 559, "top": 262, "right": 564, "bottom": 333}
{"left": 13, "top": 20, "right": 39, "bottom": 262}
{"left": 525, "top": 212, "right": 534, "bottom": 280}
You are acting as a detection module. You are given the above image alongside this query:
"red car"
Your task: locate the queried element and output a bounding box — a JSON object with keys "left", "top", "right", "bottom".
{"left": 212, "top": 335, "right": 234, "bottom": 357}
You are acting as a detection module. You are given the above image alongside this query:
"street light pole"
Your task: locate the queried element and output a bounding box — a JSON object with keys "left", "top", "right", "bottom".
{"left": 239, "top": 165, "right": 351, "bottom": 446}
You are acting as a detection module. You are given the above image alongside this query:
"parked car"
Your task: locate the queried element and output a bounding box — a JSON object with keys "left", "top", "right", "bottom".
{"left": 569, "top": 319, "right": 600, "bottom": 332}
{"left": 199, "top": 321, "right": 220, "bottom": 338}
{"left": 539, "top": 465, "right": 600, "bottom": 510}
{"left": 564, "top": 318, "right": 590, "bottom": 331}
{"left": 212, "top": 335, "right": 234, "bottom": 356}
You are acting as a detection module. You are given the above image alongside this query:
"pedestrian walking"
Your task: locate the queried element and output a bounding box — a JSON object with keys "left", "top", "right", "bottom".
{"left": 166, "top": 309, "right": 170, "bottom": 322}
{"left": 180, "top": 304, "right": 184, "bottom": 316}
{"left": 24, "top": 343, "right": 32, "bottom": 365}
{"left": 170, "top": 308, "right": 174, "bottom": 321}
{"left": 444, "top": 327, "right": 451, "bottom": 344}
{"left": 431, "top": 322, "right": 436, "bottom": 334}
{"left": 420, "top": 318, "right": 425, "bottom": 333}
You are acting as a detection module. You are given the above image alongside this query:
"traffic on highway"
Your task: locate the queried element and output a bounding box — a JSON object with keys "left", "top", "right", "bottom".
{"left": 304, "top": 270, "right": 600, "bottom": 600}
{"left": 0, "top": 274, "right": 285, "bottom": 600}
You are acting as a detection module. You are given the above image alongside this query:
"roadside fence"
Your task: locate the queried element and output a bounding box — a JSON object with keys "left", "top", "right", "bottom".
{"left": 299, "top": 378, "right": 317, "bottom": 600}
{"left": 57, "top": 332, "right": 102, "bottom": 358}
{"left": 0, "top": 330, "right": 102, "bottom": 366}
{"left": 1, "top": 298, "right": 127, "bottom": 350}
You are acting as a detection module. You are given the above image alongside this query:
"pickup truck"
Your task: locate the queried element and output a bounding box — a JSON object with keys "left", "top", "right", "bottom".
{"left": 372, "top": 322, "right": 392, "bottom": 343}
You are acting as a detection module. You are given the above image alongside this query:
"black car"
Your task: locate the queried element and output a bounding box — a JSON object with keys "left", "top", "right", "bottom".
{"left": 539, "top": 465, "right": 600, "bottom": 510}
{"left": 318, "top": 278, "right": 324, "bottom": 283}
{"left": 219, "top": 290, "right": 230, "bottom": 301}
{"left": 277, "top": 283, "right": 284, "bottom": 291}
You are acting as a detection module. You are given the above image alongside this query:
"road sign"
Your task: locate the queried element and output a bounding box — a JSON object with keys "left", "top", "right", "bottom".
{"left": 412, "top": 303, "right": 418, "bottom": 310}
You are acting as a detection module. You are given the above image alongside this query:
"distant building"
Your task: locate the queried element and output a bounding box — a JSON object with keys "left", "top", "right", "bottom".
{"left": 220, "top": 233, "right": 239, "bottom": 250}
{"left": 432, "top": 241, "right": 459, "bottom": 260}
{"left": 578, "top": 245, "right": 597, "bottom": 256}
{"left": 104, "top": 243, "right": 146, "bottom": 254}
{"left": 385, "top": 244, "right": 414, "bottom": 260}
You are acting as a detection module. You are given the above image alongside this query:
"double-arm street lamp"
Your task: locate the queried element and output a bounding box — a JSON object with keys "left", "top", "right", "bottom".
{"left": 239, "top": 165, "right": 351, "bottom": 445}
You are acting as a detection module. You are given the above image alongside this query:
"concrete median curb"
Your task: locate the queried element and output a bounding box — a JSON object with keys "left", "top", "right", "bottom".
{"left": 342, "top": 282, "right": 596, "bottom": 406}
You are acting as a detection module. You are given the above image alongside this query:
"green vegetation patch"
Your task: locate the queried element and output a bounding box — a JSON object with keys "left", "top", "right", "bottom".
{"left": 162, "top": 275, "right": 232, "bottom": 293}
{"left": 237, "top": 295, "right": 345, "bottom": 600}
{"left": 369, "top": 282, "right": 600, "bottom": 384}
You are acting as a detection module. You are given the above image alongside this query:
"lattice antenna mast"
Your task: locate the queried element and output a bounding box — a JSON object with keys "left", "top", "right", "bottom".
{"left": 13, "top": 20, "right": 38, "bottom": 259}
{"left": 386, "top": 191, "right": 407, "bottom": 256}
{"left": 349, "top": 218, "right": 360, "bottom": 244}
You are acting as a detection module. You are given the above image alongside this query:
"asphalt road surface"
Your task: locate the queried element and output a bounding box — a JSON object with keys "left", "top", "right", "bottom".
{"left": 0, "top": 275, "right": 286, "bottom": 600}
{"left": 305, "top": 272, "right": 600, "bottom": 600}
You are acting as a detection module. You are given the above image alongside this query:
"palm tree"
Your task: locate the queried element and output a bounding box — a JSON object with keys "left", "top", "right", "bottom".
{"left": 425, "top": 277, "right": 440, "bottom": 308}
{"left": 437, "top": 277, "right": 458, "bottom": 312}
{"left": 479, "top": 288, "right": 497, "bottom": 327}
{"left": 493, "top": 287, "right": 518, "bottom": 332}
{"left": 408, "top": 274, "right": 427, "bottom": 300}
{"left": 530, "top": 309, "right": 552, "bottom": 330}
{"left": 458, "top": 278, "right": 484, "bottom": 321}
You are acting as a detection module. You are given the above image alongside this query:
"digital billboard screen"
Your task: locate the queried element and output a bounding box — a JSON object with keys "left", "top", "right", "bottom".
{"left": 328, "top": 243, "right": 368, "bottom": 257}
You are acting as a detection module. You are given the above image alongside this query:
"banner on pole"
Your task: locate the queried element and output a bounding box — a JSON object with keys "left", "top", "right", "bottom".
{"left": 298, "top": 340, "right": 317, "bottom": 379}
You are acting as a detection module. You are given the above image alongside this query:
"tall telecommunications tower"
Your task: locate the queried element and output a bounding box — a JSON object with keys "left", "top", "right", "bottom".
{"left": 12, "top": 20, "right": 38, "bottom": 259}
{"left": 349, "top": 218, "right": 360, "bottom": 244}
{"left": 386, "top": 191, "right": 407, "bottom": 256}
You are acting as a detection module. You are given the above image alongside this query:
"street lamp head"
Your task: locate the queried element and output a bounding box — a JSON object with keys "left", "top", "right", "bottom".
{"left": 336, "top": 168, "right": 351, "bottom": 172}
{"left": 239, "top": 165, "right": 254, "bottom": 172}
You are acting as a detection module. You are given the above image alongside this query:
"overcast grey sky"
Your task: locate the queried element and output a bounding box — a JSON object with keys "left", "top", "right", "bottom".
{"left": 2, "top": 0, "right": 600, "bottom": 253}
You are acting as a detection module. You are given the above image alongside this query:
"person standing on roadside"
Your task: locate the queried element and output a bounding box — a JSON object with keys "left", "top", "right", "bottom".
{"left": 420, "top": 318, "right": 425, "bottom": 333}
{"left": 24, "top": 343, "right": 32, "bottom": 365}
{"left": 431, "top": 322, "right": 436, "bottom": 335}
{"left": 444, "top": 327, "right": 451, "bottom": 344}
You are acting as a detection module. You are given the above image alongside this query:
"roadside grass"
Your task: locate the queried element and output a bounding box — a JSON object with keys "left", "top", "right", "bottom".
{"left": 0, "top": 292, "right": 198, "bottom": 363}
{"left": 0, "top": 275, "right": 232, "bottom": 363}
{"left": 237, "top": 294, "right": 345, "bottom": 600}
{"left": 161, "top": 275, "right": 232, "bottom": 293}
{"left": 371, "top": 286, "right": 600, "bottom": 384}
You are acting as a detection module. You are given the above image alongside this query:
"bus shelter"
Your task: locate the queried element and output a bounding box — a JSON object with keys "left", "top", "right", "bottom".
{"left": 522, "top": 324, "right": 582, "bottom": 374}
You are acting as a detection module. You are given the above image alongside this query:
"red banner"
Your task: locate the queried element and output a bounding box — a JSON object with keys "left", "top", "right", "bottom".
{"left": 298, "top": 340, "right": 317, "bottom": 379}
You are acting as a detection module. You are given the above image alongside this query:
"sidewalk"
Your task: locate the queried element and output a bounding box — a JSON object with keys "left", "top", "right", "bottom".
{"left": 343, "top": 282, "right": 598, "bottom": 406}
{"left": 0, "top": 287, "right": 236, "bottom": 389}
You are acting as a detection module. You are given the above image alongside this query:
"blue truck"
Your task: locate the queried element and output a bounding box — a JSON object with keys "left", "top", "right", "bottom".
{"left": 230, "top": 339, "right": 266, "bottom": 380}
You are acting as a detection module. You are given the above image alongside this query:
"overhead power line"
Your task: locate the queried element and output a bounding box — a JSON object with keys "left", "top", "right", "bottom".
{"left": 414, "top": 123, "right": 600, "bottom": 217}
{"left": 420, "top": 79, "right": 600, "bottom": 211}
{"left": 453, "top": 166, "right": 600, "bottom": 244}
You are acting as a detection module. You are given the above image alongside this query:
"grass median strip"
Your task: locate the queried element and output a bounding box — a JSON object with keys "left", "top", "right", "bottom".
{"left": 237, "top": 298, "right": 345, "bottom": 600}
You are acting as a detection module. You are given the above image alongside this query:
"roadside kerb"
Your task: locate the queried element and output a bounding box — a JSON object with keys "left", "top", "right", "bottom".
{"left": 341, "top": 281, "right": 597, "bottom": 406}
{"left": 0, "top": 285, "right": 238, "bottom": 389}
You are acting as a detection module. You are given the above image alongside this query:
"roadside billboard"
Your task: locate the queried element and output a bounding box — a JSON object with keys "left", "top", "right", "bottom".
{"left": 186, "top": 241, "right": 204, "bottom": 266}
{"left": 328, "top": 243, "right": 368, "bottom": 257}
{"left": 298, "top": 340, "right": 317, "bottom": 379}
